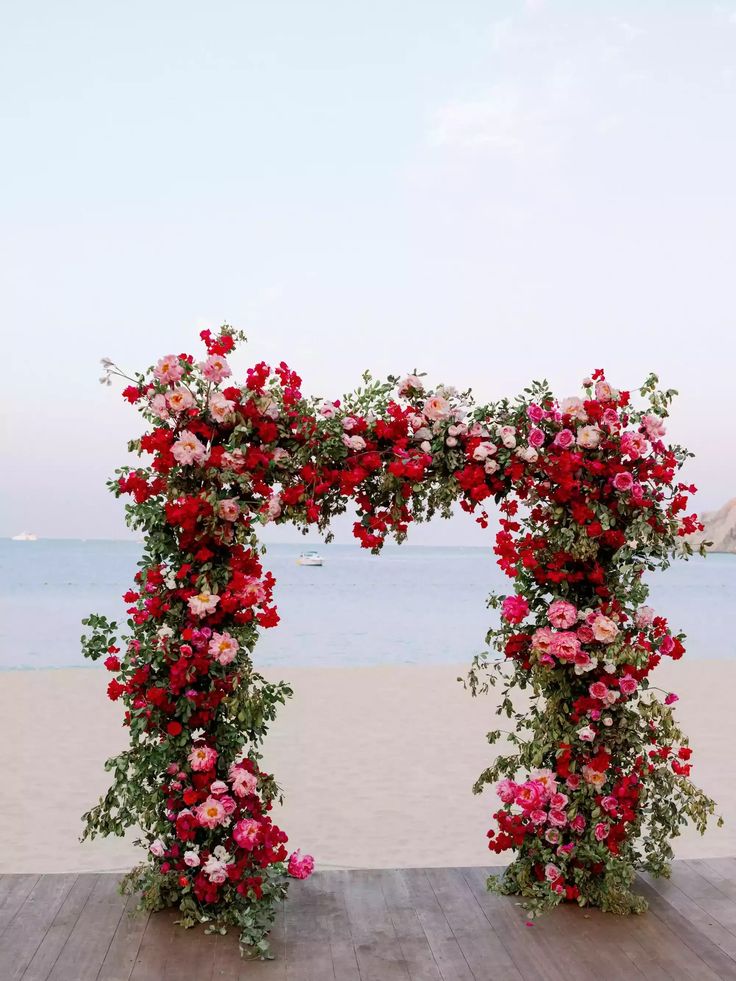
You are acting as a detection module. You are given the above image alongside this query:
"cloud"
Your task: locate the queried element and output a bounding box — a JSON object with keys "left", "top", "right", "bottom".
{"left": 429, "top": 87, "right": 526, "bottom": 153}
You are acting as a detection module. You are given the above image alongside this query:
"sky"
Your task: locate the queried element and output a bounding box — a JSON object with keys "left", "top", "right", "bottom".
{"left": 2, "top": 0, "right": 736, "bottom": 544}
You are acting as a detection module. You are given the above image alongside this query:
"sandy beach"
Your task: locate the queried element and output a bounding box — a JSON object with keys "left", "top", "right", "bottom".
{"left": 2, "top": 662, "right": 733, "bottom": 875}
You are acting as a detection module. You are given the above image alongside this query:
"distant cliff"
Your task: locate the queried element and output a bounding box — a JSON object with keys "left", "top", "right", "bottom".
{"left": 690, "top": 498, "right": 736, "bottom": 553}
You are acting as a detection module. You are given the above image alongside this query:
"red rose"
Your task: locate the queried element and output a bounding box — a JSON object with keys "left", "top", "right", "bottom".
{"left": 104, "top": 655, "right": 121, "bottom": 671}
{"left": 167, "top": 721, "right": 183, "bottom": 736}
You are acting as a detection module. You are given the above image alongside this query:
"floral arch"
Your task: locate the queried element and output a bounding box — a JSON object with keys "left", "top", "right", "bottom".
{"left": 83, "top": 326, "right": 718, "bottom": 956}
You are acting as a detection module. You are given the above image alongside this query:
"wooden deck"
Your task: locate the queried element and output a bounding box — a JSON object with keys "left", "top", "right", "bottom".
{"left": 3, "top": 862, "right": 736, "bottom": 980}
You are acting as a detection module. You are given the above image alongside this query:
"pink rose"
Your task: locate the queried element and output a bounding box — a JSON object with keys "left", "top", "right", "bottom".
{"left": 642, "top": 414, "right": 666, "bottom": 438}
{"left": 570, "top": 814, "right": 586, "bottom": 833}
{"left": 548, "top": 809, "right": 567, "bottom": 827}
{"left": 594, "top": 822, "right": 609, "bottom": 841}
{"left": 591, "top": 614, "right": 619, "bottom": 644}
{"left": 589, "top": 681, "right": 608, "bottom": 700}
{"left": 423, "top": 395, "right": 450, "bottom": 421}
{"left": 218, "top": 499, "right": 240, "bottom": 522}
{"left": 154, "top": 355, "right": 184, "bottom": 384}
{"left": 635, "top": 606, "right": 655, "bottom": 628}
{"left": 550, "top": 792, "right": 568, "bottom": 809}
{"left": 201, "top": 355, "right": 232, "bottom": 383}
{"left": 664, "top": 692, "right": 679, "bottom": 705}
{"left": 530, "top": 809, "right": 548, "bottom": 825}
{"left": 501, "top": 595, "right": 529, "bottom": 624}
{"left": 515, "top": 780, "right": 547, "bottom": 810}
{"left": 553, "top": 428, "right": 575, "bottom": 449}
{"left": 288, "top": 850, "right": 315, "bottom": 880}
{"left": 528, "top": 427, "right": 546, "bottom": 448}
{"left": 233, "top": 818, "right": 262, "bottom": 850}
{"left": 619, "top": 674, "right": 638, "bottom": 696}
{"left": 544, "top": 863, "right": 561, "bottom": 883}
{"left": 612, "top": 471, "right": 634, "bottom": 492}
{"left": 527, "top": 404, "right": 544, "bottom": 423}
{"left": 496, "top": 778, "right": 518, "bottom": 803}
{"left": 531, "top": 626, "right": 555, "bottom": 653}
{"left": 547, "top": 599, "right": 577, "bottom": 629}
{"left": 620, "top": 431, "right": 649, "bottom": 460}
{"left": 549, "top": 632, "right": 581, "bottom": 662}
{"left": 149, "top": 838, "right": 165, "bottom": 857}
{"left": 576, "top": 425, "right": 601, "bottom": 450}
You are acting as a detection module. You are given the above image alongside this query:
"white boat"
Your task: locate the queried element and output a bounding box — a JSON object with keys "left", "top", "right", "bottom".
{"left": 297, "top": 550, "right": 323, "bottom": 567}
{"left": 11, "top": 531, "right": 38, "bottom": 541}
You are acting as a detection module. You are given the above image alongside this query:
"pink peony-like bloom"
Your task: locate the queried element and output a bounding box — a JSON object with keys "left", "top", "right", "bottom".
{"left": 612, "top": 471, "right": 634, "bottom": 492}
{"left": 208, "top": 631, "right": 239, "bottom": 665}
{"left": 531, "top": 769, "right": 558, "bottom": 795}
{"left": 664, "top": 692, "right": 679, "bottom": 705}
{"left": 547, "top": 599, "right": 577, "bottom": 629}
{"left": 501, "top": 595, "right": 529, "bottom": 624}
{"left": 187, "top": 591, "right": 220, "bottom": 618}
{"left": 619, "top": 674, "right": 638, "bottom": 696}
{"left": 342, "top": 434, "right": 366, "bottom": 452}
{"left": 423, "top": 395, "right": 451, "bottom": 421}
{"left": 288, "top": 850, "right": 315, "bottom": 880}
{"left": 233, "top": 818, "right": 262, "bottom": 850}
{"left": 218, "top": 498, "right": 240, "bottom": 522}
{"left": 591, "top": 614, "right": 619, "bottom": 644}
{"left": 202, "top": 854, "right": 230, "bottom": 883}
{"left": 601, "top": 796, "right": 618, "bottom": 815}
{"left": 229, "top": 764, "right": 259, "bottom": 797}
{"left": 553, "top": 428, "right": 575, "bottom": 449}
{"left": 548, "top": 809, "right": 567, "bottom": 827}
{"left": 582, "top": 766, "right": 606, "bottom": 789}
{"left": 544, "top": 863, "right": 561, "bottom": 883}
{"left": 398, "top": 375, "right": 424, "bottom": 397}
{"left": 209, "top": 392, "right": 235, "bottom": 423}
{"left": 499, "top": 426, "right": 517, "bottom": 449}
{"left": 527, "top": 403, "right": 545, "bottom": 423}
{"left": 173, "top": 431, "right": 207, "bottom": 466}
{"left": 515, "top": 780, "right": 547, "bottom": 811}
{"left": 189, "top": 744, "right": 218, "bottom": 772}
{"left": 201, "top": 355, "right": 232, "bottom": 383}
{"left": 577, "top": 725, "right": 596, "bottom": 742}
{"left": 167, "top": 388, "right": 195, "bottom": 413}
{"left": 550, "top": 792, "right": 568, "bottom": 810}
{"left": 576, "top": 424, "right": 601, "bottom": 450}
{"left": 635, "top": 606, "right": 655, "bottom": 628}
{"left": 210, "top": 780, "right": 228, "bottom": 795}
{"left": 595, "top": 380, "right": 615, "bottom": 401}
{"left": 529, "top": 809, "right": 547, "bottom": 826}
{"left": 549, "top": 631, "right": 581, "bottom": 662}
{"left": 195, "top": 796, "right": 228, "bottom": 829}
{"left": 642, "top": 413, "right": 666, "bottom": 438}
{"left": 184, "top": 850, "right": 200, "bottom": 867}
{"left": 472, "top": 441, "right": 497, "bottom": 461}
{"left": 589, "top": 681, "right": 608, "bottom": 700}
{"left": 154, "top": 355, "right": 184, "bottom": 384}
{"left": 149, "top": 838, "right": 166, "bottom": 857}
{"left": 594, "top": 822, "right": 609, "bottom": 841}
{"left": 560, "top": 397, "right": 588, "bottom": 421}
{"left": 496, "top": 778, "right": 519, "bottom": 803}
{"left": 620, "top": 431, "right": 649, "bottom": 460}
{"left": 531, "top": 626, "right": 555, "bottom": 653}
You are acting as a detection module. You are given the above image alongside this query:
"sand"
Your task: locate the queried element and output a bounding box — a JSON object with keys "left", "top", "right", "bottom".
{"left": 2, "top": 662, "right": 733, "bottom": 874}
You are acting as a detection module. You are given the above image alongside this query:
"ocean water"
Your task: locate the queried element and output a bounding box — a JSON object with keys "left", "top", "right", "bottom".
{"left": 1, "top": 540, "right": 735, "bottom": 670}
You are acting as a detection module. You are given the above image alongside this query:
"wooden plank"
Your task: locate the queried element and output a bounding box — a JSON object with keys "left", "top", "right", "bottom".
{"left": 161, "top": 919, "right": 218, "bottom": 981}
{"left": 129, "top": 908, "right": 178, "bottom": 981}
{"left": 462, "top": 866, "right": 582, "bottom": 981}
{"left": 342, "top": 869, "right": 411, "bottom": 981}
{"left": 46, "top": 874, "right": 127, "bottom": 981}
{"left": 399, "top": 869, "right": 475, "bottom": 981}
{"left": 22, "top": 875, "right": 98, "bottom": 981}
{"left": 379, "top": 869, "right": 442, "bottom": 981}
{"left": 284, "top": 941, "right": 336, "bottom": 981}
{"left": 636, "top": 876, "right": 736, "bottom": 980}
{"left": 0, "top": 875, "right": 76, "bottom": 981}
{"left": 285, "top": 871, "right": 351, "bottom": 943}
{"left": 95, "top": 891, "right": 149, "bottom": 981}
{"left": 0, "top": 876, "right": 40, "bottom": 933}
{"left": 426, "top": 867, "right": 523, "bottom": 981}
